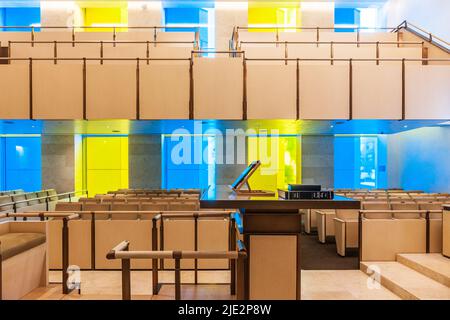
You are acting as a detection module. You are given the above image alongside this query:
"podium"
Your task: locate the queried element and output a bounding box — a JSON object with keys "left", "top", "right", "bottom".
{"left": 201, "top": 185, "right": 360, "bottom": 300}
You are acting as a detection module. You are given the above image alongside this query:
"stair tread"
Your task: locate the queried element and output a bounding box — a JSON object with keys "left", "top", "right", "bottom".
{"left": 361, "top": 261, "right": 450, "bottom": 300}
{"left": 397, "top": 254, "right": 450, "bottom": 287}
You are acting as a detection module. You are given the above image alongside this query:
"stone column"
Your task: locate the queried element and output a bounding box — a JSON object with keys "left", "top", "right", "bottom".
{"left": 41, "top": 135, "right": 75, "bottom": 193}
{"left": 129, "top": 135, "right": 162, "bottom": 189}
{"left": 301, "top": 135, "right": 334, "bottom": 188}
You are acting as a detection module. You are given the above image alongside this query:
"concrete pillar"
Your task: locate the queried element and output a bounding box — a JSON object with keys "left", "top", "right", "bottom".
{"left": 301, "top": 135, "right": 334, "bottom": 188}
{"left": 41, "top": 135, "right": 75, "bottom": 193}
{"left": 129, "top": 135, "right": 162, "bottom": 189}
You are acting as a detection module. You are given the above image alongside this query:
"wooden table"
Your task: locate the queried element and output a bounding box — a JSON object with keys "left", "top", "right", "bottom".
{"left": 200, "top": 185, "right": 360, "bottom": 300}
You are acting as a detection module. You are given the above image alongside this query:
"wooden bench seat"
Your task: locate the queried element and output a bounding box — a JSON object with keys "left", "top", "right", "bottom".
{"left": 0, "top": 220, "right": 48, "bottom": 300}
{"left": 0, "top": 233, "right": 46, "bottom": 260}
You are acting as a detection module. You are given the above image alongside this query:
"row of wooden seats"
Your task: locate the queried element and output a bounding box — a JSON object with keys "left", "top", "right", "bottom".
{"left": 55, "top": 201, "right": 199, "bottom": 213}
{"left": 110, "top": 188, "right": 200, "bottom": 195}
{"left": 42, "top": 210, "right": 231, "bottom": 270}
{"left": 311, "top": 201, "right": 446, "bottom": 258}
{"left": 0, "top": 189, "right": 58, "bottom": 212}
{"left": 305, "top": 200, "right": 445, "bottom": 234}
{"left": 0, "top": 189, "right": 24, "bottom": 196}
{"left": 359, "top": 209, "right": 445, "bottom": 261}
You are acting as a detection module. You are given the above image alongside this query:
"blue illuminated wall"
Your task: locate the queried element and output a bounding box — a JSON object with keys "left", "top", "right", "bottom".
{"left": 334, "top": 136, "right": 387, "bottom": 189}
{"left": 0, "top": 137, "right": 42, "bottom": 192}
{"left": 162, "top": 135, "right": 211, "bottom": 189}
{"left": 388, "top": 127, "right": 450, "bottom": 193}
{"left": 0, "top": 7, "right": 41, "bottom": 31}
{"left": 163, "top": 1, "right": 214, "bottom": 49}
{"left": 335, "top": 8, "right": 360, "bottom": 32}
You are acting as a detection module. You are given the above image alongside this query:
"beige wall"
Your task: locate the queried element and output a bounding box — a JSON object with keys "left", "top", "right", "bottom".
{"left": 301, "top": 2, "right": 335, "bottom": 28}
{"left": 215, "top": 2, "right": 248, "bottom": 51}
{"left": 128, "top": 1, "right": 162, "bottom": 26}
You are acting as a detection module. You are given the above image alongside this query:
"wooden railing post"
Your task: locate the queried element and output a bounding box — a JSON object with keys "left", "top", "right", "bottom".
{"left": 122, "top": 257, "right": 131, "bottom": 300}
{"left": 174, "top": 252, "right": 182, "bottom": 300}
{"left": 152, "top": 217, "right": 159, "bottom": 295}
{"left": 62, "top": 217, "right": 69, "bottom": 294}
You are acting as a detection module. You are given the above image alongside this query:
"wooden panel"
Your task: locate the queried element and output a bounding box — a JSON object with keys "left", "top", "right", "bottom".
{"left": 163, "top": 219, "right": 195, "bottom": 269}
{"left": 379, "top": 47, "right": 423, "bottom": 65}
{"left": 34, "top": 31, "right": 73, "bottom": 42}
{"left": 148, "top": 46, "right": 192, "bottom": 60}
{"left": 299, "top": 65, "right": 349, "bottom": 119}
{"left": 33, "top": 64, "right": 84, "bottom": 119}
{"left": 287, "top": 45, "right": 330, "bottom": 65}
{"left": 95, "top": 220, "right": 152, "bottom": 269}
{"left": 319, "top": 32, "right": 357, "bottom": 43}
{"left": 443, "top": 211, "right": 450, "bottom": 257}
{"left": 198, "top": 218, "right": 229, "bottom": 269}
{"left": 333, "top": 46, "right": 376, "bottom": 65}
{"left": 353, "top": 65, "right": 402, "bottom": 119}
{"left": 102, "top": 45, "right": 148, "bottom": 64}
{"left": 48, "top": 220, "right": 92, "bottom": 269}
{"left": 279, "top": 32, "right": 316, "bottom": 42}
{"left": 86, "top": 65, "right": 136, "bottom": 119}
{"left": 57, "top": 44, "right": 101, "bottom": 64}
{"left": 405, "top": 65, "right": 450, "bottom": 119}
{"left": 247, "top": 64, "right": 296, "bottom": 119}
{"left": 242, "top": 46, "right": 285, "bottom": 65}
{"left": 249, "top": 235, "right": 297, "bottom": 300}
{"left": 193, "top": 57, "right": 243, "bottom": 119}
{"left": 359, "top": 32, "right": 398, "bottom": 46}
{"left": 10, "top": 43, "right": 54, "bottom": 64}
{"left": 0, "top": 65, "right": 29, "bottom": 119}
{"left": 139, "top": 63, "right": 190, "bottom": 119}
{"left": 74, "top": 32, "right": 114, "bottom": 41}
{"left": 156, "top": 32, "right": 195, "bottom": 43}
{"left": 0, "top": 32, "right": 32, "bottom": 44}
{"left": 2, "top": 244, "right": 47, "bottom": 300}
{"left": 115, "top": 31, "right": 153, "bottom": 42}
{"left": 238, "top": 31, "right": 276, "bottom": 43}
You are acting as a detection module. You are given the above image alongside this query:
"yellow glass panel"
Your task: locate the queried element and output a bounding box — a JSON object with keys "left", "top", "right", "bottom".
{"left": 77, "top": 1, "right": 128, "bottom": 32}
{"left": 248, "top": 2, "right": 302, "bottom": 32}
{"left": 247, "top": 135, "right": 300, "bottom": 191}
{"left": 85, "top": 136, "right": 128, "bottom": 196}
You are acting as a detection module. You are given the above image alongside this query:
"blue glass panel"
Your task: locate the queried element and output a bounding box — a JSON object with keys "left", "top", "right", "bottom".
{"left": 163, "top": 7, "right": 211, "bottom": 48}
{"left": 1, "top": 7, "right": 41, "bottom": 31}
{"left": 162, "top": 135, "right": 211, "bottom": 189}
{"left": 4, "top": 137, "right": 41, "bottom": 192}
{"left": 335, "top": 8, "right": 360, "bottom": 32}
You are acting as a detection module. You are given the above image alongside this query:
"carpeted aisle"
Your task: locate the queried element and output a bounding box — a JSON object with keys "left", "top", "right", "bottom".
{"left": 300, "top": 233, "right": 358, "bottom": 270}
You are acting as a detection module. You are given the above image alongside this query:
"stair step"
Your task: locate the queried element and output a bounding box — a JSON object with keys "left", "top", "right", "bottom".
{"left": 360, "top": 261, "right": 450, "bottom": 300}
{"left": 397, "top": 253, "right": 450, "bottom": 287}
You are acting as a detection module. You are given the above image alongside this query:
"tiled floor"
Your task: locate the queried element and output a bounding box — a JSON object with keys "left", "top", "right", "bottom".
{"left": 21, "top": 270, "right": 400, "bottom": 300}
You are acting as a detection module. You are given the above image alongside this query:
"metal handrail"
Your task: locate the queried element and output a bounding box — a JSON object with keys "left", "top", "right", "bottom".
{"left": 0, "top": 25, "right": 202, "bottom": 30}
{"left": 401, "top": 21, "right": 450, "bottom": 46}
{"left": 9, "top": 40, "right": 196, "bottom": 45}
{"left": 244, "top": 58, "right": 450, "bottom": 62}
{"left": 240, "top": 41, "right": 423, "bottom": 45}
{"left": 236, "top": 26, "right": 398, "bottom": 31}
